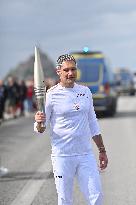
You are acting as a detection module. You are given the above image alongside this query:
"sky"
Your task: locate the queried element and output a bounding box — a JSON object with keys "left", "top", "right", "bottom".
{"left": 0, "top": 0, "right": 136, "bottom": 78}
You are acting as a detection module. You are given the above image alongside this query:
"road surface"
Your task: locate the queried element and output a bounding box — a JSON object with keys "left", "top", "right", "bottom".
{"left": 0, "top": 96, "right": 136, "bottom": 205}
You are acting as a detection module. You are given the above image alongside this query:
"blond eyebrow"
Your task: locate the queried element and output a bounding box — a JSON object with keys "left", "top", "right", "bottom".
{"left": 63, "top": 67, "right": 77, "bottom": 70}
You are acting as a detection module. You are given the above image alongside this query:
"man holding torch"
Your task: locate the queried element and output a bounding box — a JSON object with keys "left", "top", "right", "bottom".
{"left": 34, "top": 52, "right": 108, "bottom": 205}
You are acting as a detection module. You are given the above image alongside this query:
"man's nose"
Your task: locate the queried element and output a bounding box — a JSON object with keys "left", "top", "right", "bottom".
{"left": 68, "top": 70, "right": 73, "bottom": 75}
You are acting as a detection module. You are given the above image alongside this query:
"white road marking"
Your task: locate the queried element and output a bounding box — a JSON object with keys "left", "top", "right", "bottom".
{"left": 10, "top": 156, "right": 52, "bottom": 205}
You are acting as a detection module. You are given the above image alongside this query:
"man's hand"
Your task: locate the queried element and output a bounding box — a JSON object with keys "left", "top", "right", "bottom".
{"left": 99, "top": 152, "right": 108, "bottom": 170}
{"left": 35, "top": 111, "right": 46, "bottom": 133}
{"left": 35, "top": 111, "right": 46, "bottom": 123}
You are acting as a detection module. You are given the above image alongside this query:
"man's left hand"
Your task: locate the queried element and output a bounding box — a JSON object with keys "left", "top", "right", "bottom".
{"left": 99, "top": 152, "right": 108, "bottom": 170}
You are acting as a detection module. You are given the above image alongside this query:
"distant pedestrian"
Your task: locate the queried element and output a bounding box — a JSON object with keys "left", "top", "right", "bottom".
{"left": 24, "top": 81, "right": 34, "bottom": 116}
{"left": 18, "top": 80, "right": 27, "bottom": 116}
{"left": 0, "top": 79, "right": 7, "bottom": 124}
{"left": 5, "top": 77, "right": 20, "bottom": 118}
{"left": 0, "top": 80, "right": 9, "bottom": 175}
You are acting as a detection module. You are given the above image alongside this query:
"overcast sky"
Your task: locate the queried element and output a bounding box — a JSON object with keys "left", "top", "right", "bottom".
{"left": 0, "top": 0, "right": 136, "bottom": 78}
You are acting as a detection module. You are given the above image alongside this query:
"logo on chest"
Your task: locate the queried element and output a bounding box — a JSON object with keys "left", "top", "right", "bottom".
{"left": 73, "top": 93, "right": 87, "bottom": 111}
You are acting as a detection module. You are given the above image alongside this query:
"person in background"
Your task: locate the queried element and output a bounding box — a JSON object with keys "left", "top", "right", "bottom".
{"left": 24, "top": 81, "right": 34, "bottom": 116}
{"left": 34, "top": 54, "right": 108, "bottom": 205}
{"left": 18, "top": 80, "right": 27, "bottom": 116}
{"left": 45, "top": 77, "right": 56, "bottom": 91}
{"left": 5, "top": 76, "right": 20, "bottom": 118}
{"left": 0, "top": 79, "right": 9, "bottom": 176}
{"left": 0, "top": 79, "right": 7, "bottom": 125}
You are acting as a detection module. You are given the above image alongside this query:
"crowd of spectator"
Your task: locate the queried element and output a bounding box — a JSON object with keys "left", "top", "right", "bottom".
{"left": 0, "top": 76, "right": 56, "bottom": 126}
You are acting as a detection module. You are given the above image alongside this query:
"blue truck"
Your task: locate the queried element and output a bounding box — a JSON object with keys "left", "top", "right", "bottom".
{"left": 71, "top": 50, "right": 118, "bottom": 116}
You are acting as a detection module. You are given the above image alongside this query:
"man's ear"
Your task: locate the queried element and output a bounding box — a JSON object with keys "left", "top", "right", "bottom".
{"left": 56, "top": 69, "right": 61, "bottom": 76}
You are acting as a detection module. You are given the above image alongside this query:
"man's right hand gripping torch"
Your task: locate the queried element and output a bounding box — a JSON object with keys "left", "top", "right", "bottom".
{"left": 34, "top": 46, "right": 46, "bottom": 133}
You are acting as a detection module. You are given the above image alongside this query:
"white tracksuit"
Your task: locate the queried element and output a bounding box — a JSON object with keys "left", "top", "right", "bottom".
{"left": 34, "top": 83, "right": 103, "bottom": 205}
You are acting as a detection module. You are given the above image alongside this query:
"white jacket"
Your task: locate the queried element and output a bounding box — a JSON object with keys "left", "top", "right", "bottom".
{"left": 34, "top": 83, "right": 100, "bottom": 156}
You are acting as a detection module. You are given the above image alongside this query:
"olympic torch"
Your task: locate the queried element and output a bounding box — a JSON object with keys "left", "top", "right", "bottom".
{"left": 34, "top": 46, "right": 46, "bottom": 133}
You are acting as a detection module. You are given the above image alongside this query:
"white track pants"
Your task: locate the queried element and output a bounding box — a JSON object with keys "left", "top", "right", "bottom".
{"left": 51, "top": 153, "right": 103, "bottom": 205}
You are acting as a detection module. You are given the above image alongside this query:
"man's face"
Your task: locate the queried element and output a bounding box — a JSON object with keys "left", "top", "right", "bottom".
{"left": 57, "top": 60, "right": 77, "bottom": 87}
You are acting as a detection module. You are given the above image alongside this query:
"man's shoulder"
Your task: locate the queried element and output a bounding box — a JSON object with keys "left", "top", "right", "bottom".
{"left": 75, "top": 83, "right": 90, "bottom": 91}
{"left": 47, "top": 84, "right": 59, "bottom": 93}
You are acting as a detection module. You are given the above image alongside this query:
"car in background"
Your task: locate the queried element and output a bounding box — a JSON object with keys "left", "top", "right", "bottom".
{"left": 133, "top": 72, "right": 136, "bottom": 93}
{"left": 71, "top": 50, "right": 118, "bottom": 116}
{"left": 114, "top": 68, "right": 135, "bottom": 96}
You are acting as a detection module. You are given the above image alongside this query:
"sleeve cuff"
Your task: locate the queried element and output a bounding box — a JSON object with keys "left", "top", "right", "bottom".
{"left": 90, "top": 120, "right": 101, "bottom": 137}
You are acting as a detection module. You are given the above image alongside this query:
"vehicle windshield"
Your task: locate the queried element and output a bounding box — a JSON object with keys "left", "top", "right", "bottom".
{"left": 120, "top": 72, "right": 132, "bottom": 81}
{"left": 76, "top": 58, "right": 102, "bottom": 83}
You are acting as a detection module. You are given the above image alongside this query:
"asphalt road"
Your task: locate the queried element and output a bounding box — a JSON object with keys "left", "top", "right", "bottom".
{"left": 0, "top": 96, "right": 136, "bottom": 205}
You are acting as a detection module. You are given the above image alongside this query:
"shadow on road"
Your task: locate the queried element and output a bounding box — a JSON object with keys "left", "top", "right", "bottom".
{"left": 0, "top": 170, "right": 54, "bottom": 182}
{"left": 115, "top": 111, "right": 136, "bottom": 118}
{"left": 96, "top": 111, "right": 136, "bottom": 119}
